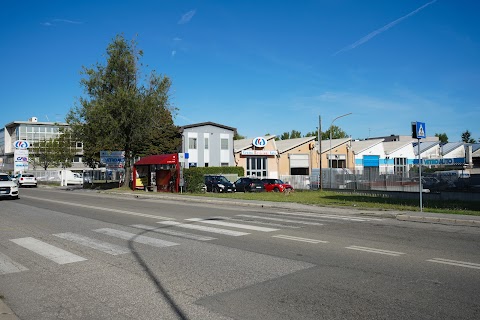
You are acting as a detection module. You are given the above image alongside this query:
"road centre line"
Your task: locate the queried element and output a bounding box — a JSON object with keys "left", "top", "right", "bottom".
{"left": 236, "top": 214, "right": 323, "bottom": 226}
{"left": 272, "top": 235, "right": 329, "bottom": 244}
{"left": 10, "top": 237, "right": 87, "bottom": 264}
{"left": 21, "top": 195, "right": 175, "bottom": 221}
{"left": 0, "top": 251, "right": 29, "bottom": 275}
{"left": 427, "top": 258, "right": 480, "bottom": 270}
{"left": 185, "top": 218, "right": 279, "bottom": 232}
{"left": 158, "top": 221, "right": 250, "bottom": 236}
{"left": 53, "top": 232, "right": 130, "bottom": 255}
{"left": 131, "top": 224, "right": 216, "bottom": 241}
{"left": 346, "top": 245, "right": 406, "bottom": 256}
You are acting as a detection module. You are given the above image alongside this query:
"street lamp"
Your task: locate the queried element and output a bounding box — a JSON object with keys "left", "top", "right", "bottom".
{"left": 329, "top": 112, "right": 352, "bottom": 188}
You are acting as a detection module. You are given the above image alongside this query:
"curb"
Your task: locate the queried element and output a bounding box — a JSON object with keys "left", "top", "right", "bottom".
{"left": 0, "top": 299, "right": 19, "bottom": 320}
{"left": 396, "top": 214, "right": 480, "bottom": 227}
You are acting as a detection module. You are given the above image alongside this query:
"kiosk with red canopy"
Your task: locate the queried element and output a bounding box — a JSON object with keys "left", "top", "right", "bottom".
{"left": 132, "top": 154, "right": 180, "bottom": 192}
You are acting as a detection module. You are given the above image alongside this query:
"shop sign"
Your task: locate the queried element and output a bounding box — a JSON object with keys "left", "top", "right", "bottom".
{"left": 413, "top": 157, "right": 464, "bottom": 165}
{"left": 252, "top": 137, "right": 267, "bottom": 147}
{"left": 241, "top": 150, "right": 278, "bottom": 156}
{"left": 100, "top": 151, "right": 125, "bottom": 168}
{"left": 14, "top": 140, "right": 30, "bottom": 149}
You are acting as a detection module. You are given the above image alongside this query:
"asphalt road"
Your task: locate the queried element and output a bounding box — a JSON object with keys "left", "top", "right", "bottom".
{"left": 1, "top": 187, "right": 479, "bottom": 319}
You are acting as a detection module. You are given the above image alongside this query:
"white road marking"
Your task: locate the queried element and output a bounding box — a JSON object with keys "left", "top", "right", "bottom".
{"left": 0, "top": 252, "right": 29, "bottom": 275}
{"left": 53, "top": 232, "right": 130, "bottom": 255}
{"left": 10, "top": 237, "right": 87, "bottom": 264}
{"left": 185, "top": 218, "right": 279, "bottom": 232}
{"left": 236, "top": 214, "right": 323, "bottom": 226}
{"left": 93, "top": 228, "right": 179, "bottom": 248}
{"left": 274, "top": 211, "right": 382, "bottom": 222}
{"left": 20, "top": 195, "right": 175, "bottom": 221}
{"left": 131, "top": 224, "right": 216, "bottom": 241}
{"left": 158, "top": 221, "right": 249, "bottom": 236}
{"left": 346, "top": 245, "right": 405, "bottom": 257}
{"left": 427, "top": 258, "right": 480, "bottom": 270}
{"left": 272, "top": 235, "right": 329, "bottom": 244}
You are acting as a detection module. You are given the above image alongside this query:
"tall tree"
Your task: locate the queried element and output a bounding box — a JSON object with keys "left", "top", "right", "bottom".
{"left": 322, "top": 125, "right": 348, "bottom": 140}
{"left": 67, "top": 34, "right": 180, "bottom": 186}
{"left": 461, "top": 130, "right": 476, "bottom": 143}
{"left": 435, "top": 132, "right": 448, "bottom": 143}
{"left": 279, "top": 130, "right": 302, "bottom": 140}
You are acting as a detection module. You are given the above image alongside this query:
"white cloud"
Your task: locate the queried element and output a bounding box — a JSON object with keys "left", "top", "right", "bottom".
{"left": 178, "top": 10, "right": 196, "bottom": 24}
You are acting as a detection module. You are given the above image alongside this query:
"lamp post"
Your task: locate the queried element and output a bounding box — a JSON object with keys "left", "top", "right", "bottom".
{"left": 329, "top": 112, "right": 352, "bottom": 188}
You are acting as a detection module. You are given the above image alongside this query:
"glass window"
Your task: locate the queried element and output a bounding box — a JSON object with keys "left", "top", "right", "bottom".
{"left": 221, "top": 138, "right": 228, "bottom": 150}
{"left": 205, "top": 138, "right": 209, "bottom": 149}
{"left": 189, "top": 138, "right": 197, "bottom": 149}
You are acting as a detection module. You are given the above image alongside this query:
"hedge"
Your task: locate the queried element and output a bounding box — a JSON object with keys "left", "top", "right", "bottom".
{"left": 183, "top": 166, "right": 244, "bottom": 193}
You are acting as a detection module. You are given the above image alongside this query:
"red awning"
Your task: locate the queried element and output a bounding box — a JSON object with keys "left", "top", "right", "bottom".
{"left": 134, "top": 154, "right": 178, "bottom": 166}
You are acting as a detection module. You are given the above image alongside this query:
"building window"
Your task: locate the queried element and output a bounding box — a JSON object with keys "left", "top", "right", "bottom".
{"left": 205, "top": 163, "right": 209, "bottom": 167}
{"left": 73, "top": 156, "right": 82, "bottom": 163}
{"left": 221, "top": 138, "right": 228, "bottom": 150}
{"left": 189, "top": 138, "right": 197, "bottom": 149}
{"left": 221, "top": 162, "right": 228, "bottom": 167}
{"left": 246, "top": 157, "right": 267, "bottom": 178}
{"left": 205, "top": 138, "right": 209, "bottom": 150}
{"left": 76, "top": 142, "right": 83, "bottom": 148}
{"left": 394, "top": 157, "right": 407, "bottom": 177}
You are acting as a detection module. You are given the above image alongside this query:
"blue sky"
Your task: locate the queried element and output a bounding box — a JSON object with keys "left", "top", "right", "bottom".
{"left": 1, "top": 0, "right": 479, "bottom": 142}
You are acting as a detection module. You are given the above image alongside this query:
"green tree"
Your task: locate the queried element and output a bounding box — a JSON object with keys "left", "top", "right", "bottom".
{"left": 322, "top": 125, "right": 348, "bottom": 140}
{"left": 461, "top": 130, "right": 476, "bottom": 143}
{"left": 435, "top": 132, "right": 448, "bottom": 143}
{"left": 53, "top": 129, "right": 77, "bottom": 169}
{"left": 279, "top": 130, "right": 302, "bottom": 140}
{"left": 30, "top": 139, "right": 57, "bottom": 170}
{"left": 234, "top": 132, "right": 246, "bottom": 140}
{"left": 67, "top": 34, "right": 180, "bottom": 186}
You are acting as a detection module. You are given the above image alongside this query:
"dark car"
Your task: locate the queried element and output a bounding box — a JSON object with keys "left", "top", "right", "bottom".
{"left": 234, "top": 177, "right": 265, "bottom": 192}
{"left": 204, "top": 175, "right": 235, "bottom": 193}
{"left": 262, "top": 178, "right": 294, "bottom": 193}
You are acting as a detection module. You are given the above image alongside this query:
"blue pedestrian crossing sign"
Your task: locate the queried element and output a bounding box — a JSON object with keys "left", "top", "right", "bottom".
{"left": 412, "top": 121, "right": 426, "bottom": 139}
{"left": 416, "top": 122, "right": 426, "bottom": 139}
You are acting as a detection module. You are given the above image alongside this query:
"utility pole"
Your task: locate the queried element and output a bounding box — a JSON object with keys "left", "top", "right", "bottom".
{"left": 318, "top": 115, "right": 322, "bottom": 190}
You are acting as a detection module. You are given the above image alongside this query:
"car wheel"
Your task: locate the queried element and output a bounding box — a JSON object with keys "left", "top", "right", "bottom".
{"left": 213, "top": 187, "right": 219, "bottom": 193}
{"left": 273, "top": 187, "right": 280, "bottom": 192}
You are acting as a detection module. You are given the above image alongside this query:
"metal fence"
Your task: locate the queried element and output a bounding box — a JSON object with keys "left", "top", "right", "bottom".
{"left": 281, "top": 170, "right": 479, "bottom": 193}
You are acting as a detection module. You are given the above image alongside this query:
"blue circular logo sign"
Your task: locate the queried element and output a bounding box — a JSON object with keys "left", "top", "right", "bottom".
{"left": 14, "top": 140, "right": 30, "bottom": 149}
{"left": 252, "top": 137, "right": 267, "bottom": 147}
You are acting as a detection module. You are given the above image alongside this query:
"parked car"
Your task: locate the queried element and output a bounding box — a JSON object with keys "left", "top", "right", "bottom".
{"left": 17, "top": 173, "right": 37, "bottom": 187}
{"left": 262, "top": 178, "right": 294, "bottom": 192}
{"left": 234, "top": 177, "right": 265, "bottom": 192}
{"left": 204, "top": 175, "right": 235, "bottom": 193}
{"left": 0, "top": 173, "right": 19, "bottom": 199}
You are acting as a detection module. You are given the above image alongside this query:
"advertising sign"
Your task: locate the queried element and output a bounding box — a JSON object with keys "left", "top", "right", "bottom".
{"left": 252, "top": 137, "right": 267, "bottom": 148}
{"left": 14, "top": 149, "right": 29, "bottom": 172}
{"left": 100, "top": 151, "right": 125, "bottom": 168}
{"left": 14, "top": 140, "right": 30, "bottom": 149}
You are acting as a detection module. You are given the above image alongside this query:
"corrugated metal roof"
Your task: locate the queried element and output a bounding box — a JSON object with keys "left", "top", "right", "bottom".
{"left": 233, "top": 135, "right": 277, "bottom": 152}
{"left": 318, "top": 138, "right": 351, "bottom": 153}
{"left": 351, "top": 139, "right": 384, "bottom": 154}
{"left": 274, "top": 136, "right": 316, "bottom": 153}
{"left": 440, "top": 142, "right": 464, "bottom": 156}
{"left": 413, "top": 141, "right": 439, "bottom": 155}
{"left": 383, "top": 141, "right": 413, "bottom": 155}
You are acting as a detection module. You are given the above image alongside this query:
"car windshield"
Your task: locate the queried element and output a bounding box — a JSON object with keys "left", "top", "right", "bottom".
{"left": 215, "top": 176, "right": 229, "bottom": 183}
{"left": 0, "top": 175, "right": 11, "bottom": 181}
{"left": 22, "top": 174, "right": 34, "bottom": 177}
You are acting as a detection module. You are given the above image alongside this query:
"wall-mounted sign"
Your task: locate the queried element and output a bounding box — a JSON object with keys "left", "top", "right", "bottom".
{"left": 413, "top": 158, "right": 464, "bottom": 165}
{"left": 252, "top": 137, "right": 267, "bottom": 148}
{"left": 14, "top": 140, "right": 30, "bottom": 149}
{"left": 241, "top": 150, "right": 278, "bottom": 156}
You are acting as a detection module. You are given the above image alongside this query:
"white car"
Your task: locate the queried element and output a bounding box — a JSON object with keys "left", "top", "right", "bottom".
{"left": 0, "top": 173, "right": 19, "bottom": 199}
{"left": 17, "top": 173, "right": 37, "bottom": 187}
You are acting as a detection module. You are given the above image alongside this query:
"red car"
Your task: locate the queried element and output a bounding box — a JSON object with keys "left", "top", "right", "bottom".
{"left": 262, "top": 179, "right": 294, "bottom": 192}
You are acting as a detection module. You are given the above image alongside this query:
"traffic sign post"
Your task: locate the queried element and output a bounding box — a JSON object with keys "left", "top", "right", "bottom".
{"left": 412, "top": 121, "right": 426, "bottom": 212}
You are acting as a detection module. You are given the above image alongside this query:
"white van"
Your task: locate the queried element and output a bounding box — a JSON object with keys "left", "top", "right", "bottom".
{"left": 59, "top": 170, "right": 84, "bottom": 185}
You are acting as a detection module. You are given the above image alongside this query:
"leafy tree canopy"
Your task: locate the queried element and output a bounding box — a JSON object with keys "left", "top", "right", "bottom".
{"left": 67, "top": 34, "right": 180, "bottom": 183}
{"left": 435, "top": 132, "right": 448, "bottom": 143}
{"left": 461, "top": 130, "right": 476, "bottom": 143}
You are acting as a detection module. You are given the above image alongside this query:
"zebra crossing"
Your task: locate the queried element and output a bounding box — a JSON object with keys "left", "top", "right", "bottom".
{"left": 0, "top": 211, "right": 379, "bottom": 275}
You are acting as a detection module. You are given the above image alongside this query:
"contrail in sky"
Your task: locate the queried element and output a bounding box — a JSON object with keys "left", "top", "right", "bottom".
{"left": 334, "top": 0, "right": 438, "bottom": 56}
